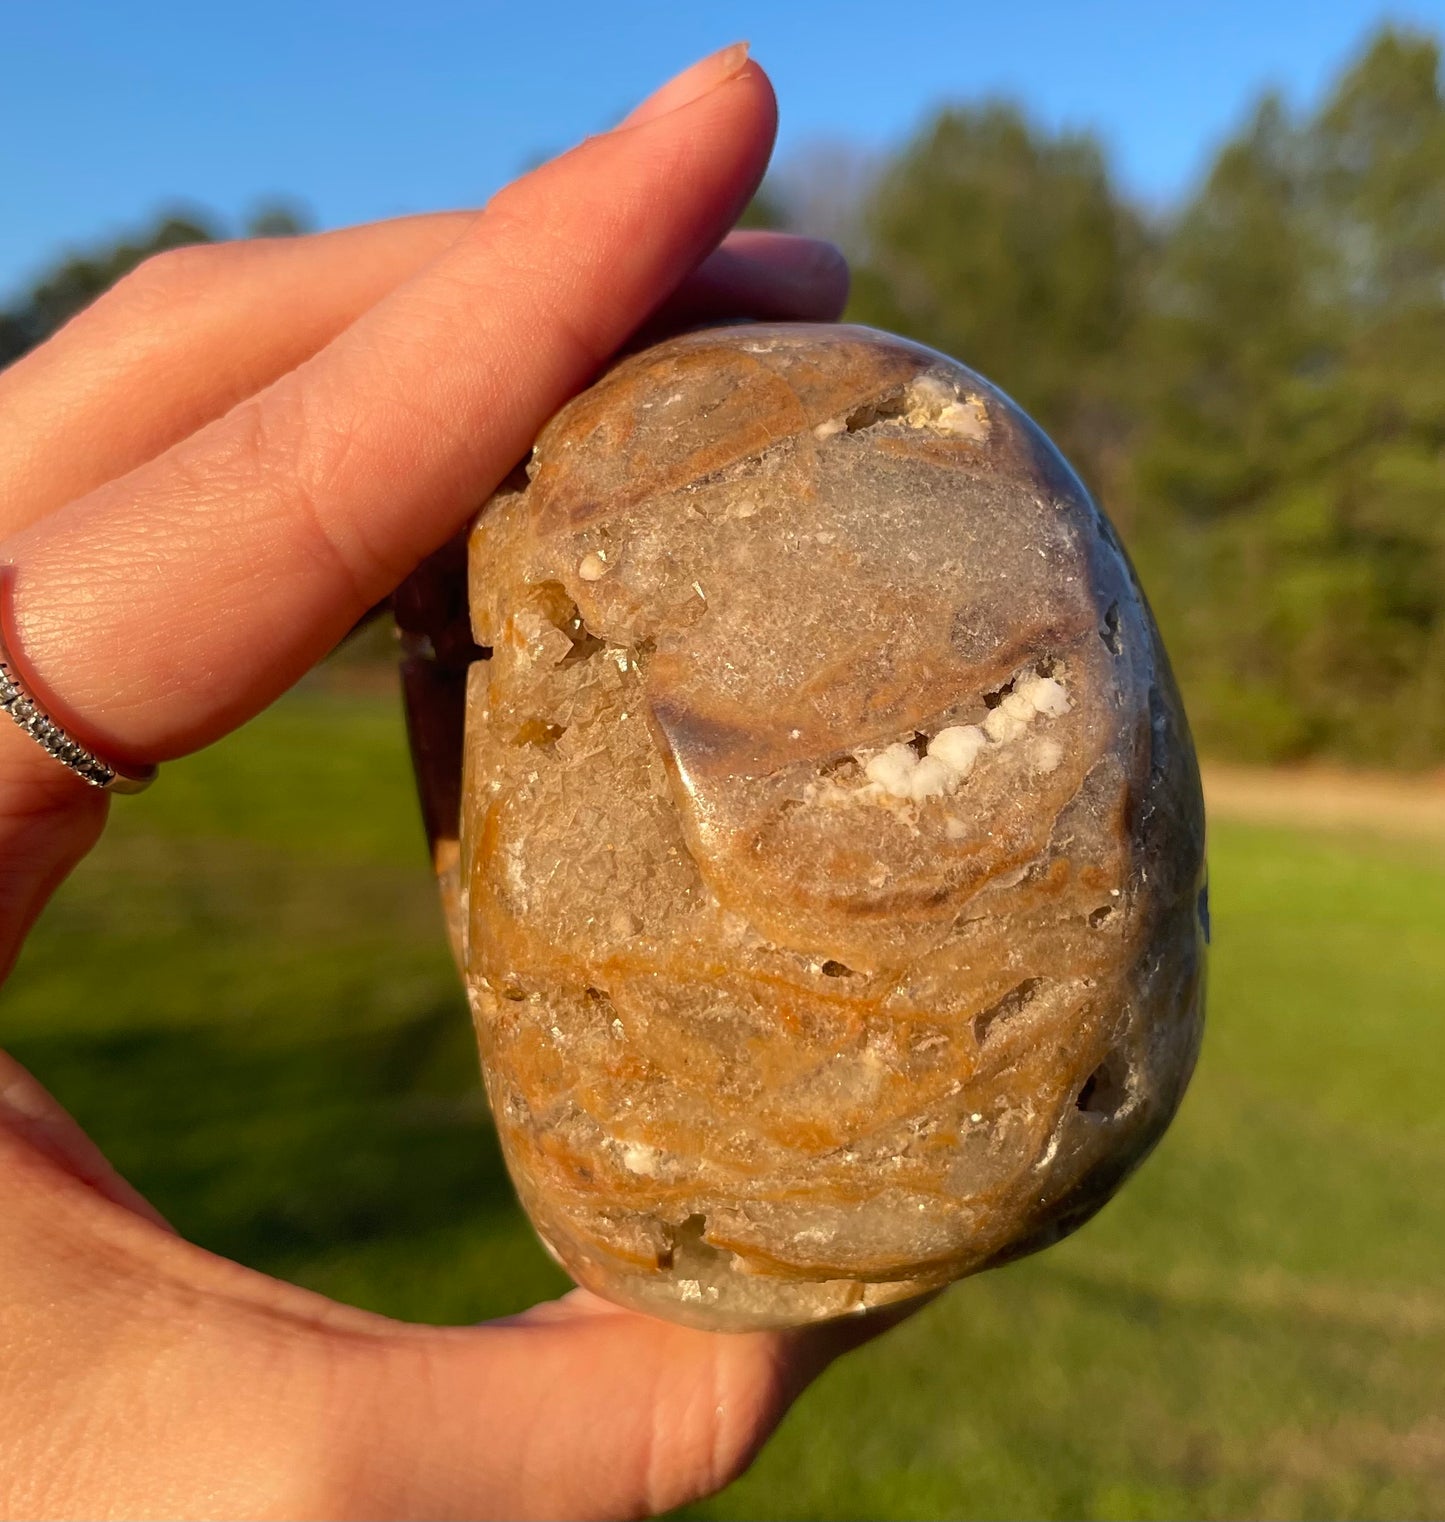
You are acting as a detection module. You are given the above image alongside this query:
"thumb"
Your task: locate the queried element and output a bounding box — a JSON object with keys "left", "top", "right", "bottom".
{"left": 0, "top": 1094, "right": 908, "bottom": 1520}
{"left": 334, "top": 1290, "right": 887, "bottom": 1520}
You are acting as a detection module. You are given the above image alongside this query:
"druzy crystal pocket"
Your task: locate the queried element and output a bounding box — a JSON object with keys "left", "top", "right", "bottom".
{"left": 402, "top": 323, "right": 1207, "bottom": 1331}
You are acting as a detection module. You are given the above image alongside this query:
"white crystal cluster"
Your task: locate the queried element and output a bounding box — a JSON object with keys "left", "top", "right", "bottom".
{"left": 859, "top": 674, "right": 1071, "bottom": 805}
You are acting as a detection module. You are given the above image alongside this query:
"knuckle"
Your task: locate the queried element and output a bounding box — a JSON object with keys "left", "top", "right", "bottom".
{"left": 225, "top": 390, "right": 388, "bottom": 611}
{"left": 477, "top": 173, "right": 533, "bottom": 237}
{"left": 646, "top": 1340, "right": 792, "bottom": 1514}
{"left": 100, "top": 242, "right": 233, "bottom": 320}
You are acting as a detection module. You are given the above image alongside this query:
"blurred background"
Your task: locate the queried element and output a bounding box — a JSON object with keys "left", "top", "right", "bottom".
{"left": 4, "top": 3, "right": 1444, "bottom": 1517}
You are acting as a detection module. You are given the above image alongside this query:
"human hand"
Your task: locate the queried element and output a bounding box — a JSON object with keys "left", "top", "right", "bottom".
{"left": 0, "top": 46, "right": 888, "bottom": 1519}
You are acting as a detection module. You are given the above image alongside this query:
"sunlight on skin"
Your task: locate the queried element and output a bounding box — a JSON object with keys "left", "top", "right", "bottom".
{"left": 0, "top": 45, "right": 910, "bottom": 1520}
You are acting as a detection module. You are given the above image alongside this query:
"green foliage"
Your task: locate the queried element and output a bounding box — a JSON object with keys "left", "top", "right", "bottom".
{"left": 7, "top": 695, "right": 1443, "bottom": 1518}
{"left": 847, "top": 101, "right": 1146, "bottom": 505}
{"left": 736, "top": 185, "right": 787, "bottom": 229}
{"left": 1131, "top": 29, "right": 1445, "bottom": 765}
{"left": 243, "top": 201, "right": 309, "bottom": 240}
{"left": 841, "top": 26, "right": 1445, "bottom": 766}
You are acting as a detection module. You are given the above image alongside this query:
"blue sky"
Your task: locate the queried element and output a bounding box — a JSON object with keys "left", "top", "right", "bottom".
{"left": 4, "top": 1, "right": 1444, "bottom": 301}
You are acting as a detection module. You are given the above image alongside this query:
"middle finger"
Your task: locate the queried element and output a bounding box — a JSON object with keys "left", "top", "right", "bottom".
{"left": 0, "top": 218, "right": 845, "bottom": 539}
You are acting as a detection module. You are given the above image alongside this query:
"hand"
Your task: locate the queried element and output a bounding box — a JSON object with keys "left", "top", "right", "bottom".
{"left": 0, "top": 46, "right": 884, "bottom": 1519}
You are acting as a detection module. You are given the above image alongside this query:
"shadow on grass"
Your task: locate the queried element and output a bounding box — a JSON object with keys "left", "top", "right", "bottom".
{"left": 9, "top": 994, "right": 522, "bottom": 1283}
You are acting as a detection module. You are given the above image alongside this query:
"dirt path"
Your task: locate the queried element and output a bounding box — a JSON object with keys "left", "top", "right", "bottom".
{"left": 1203, "top": 763, "right": 1445, "bottom": 847}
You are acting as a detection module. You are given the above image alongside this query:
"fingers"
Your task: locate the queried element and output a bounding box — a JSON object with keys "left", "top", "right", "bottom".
{"left": 631, "top": 228, "right": 848, "bottom": 349}
{"left": 2, "top": 55, "right": 782, "bottom": 766}
{"left": 0, "top": 214, "right": 475, "bottom": 531}
{"left": 621, "top": 41, "right": 753, "bottom": 128}
{"left": 0, "top": 221, "right": 844, "bottom": 540}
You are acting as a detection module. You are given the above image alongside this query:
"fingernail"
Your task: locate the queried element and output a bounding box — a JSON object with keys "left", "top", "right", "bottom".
{"left": 621, "top": 42, "right": 751, "bottom": 129}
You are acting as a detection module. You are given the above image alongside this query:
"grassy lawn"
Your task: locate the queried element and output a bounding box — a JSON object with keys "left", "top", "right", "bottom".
{"left": 4, "top": 685, "right": 1442, "bottom": 1520}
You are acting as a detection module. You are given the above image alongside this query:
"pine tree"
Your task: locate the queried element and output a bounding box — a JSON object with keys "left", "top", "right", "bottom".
{"left": 847, "top": 103, "right": 1145, "bottom": 508}
{"left": 1134, "top": 29, "right": 1445, "bottom": 764}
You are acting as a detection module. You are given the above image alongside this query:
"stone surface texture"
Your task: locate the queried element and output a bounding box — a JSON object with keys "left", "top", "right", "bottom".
{"left": 402, "top": 322, "right": 1207, "bottom": 1331}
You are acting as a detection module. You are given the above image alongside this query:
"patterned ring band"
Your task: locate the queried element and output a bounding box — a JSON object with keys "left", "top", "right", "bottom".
{"left": 0, "top": 636, "right": 158, "bottom": 795}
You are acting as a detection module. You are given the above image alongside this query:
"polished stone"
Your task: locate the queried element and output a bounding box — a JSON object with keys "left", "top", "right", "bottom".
{"left": 402, "top": 323, "right": 1207, "bottom": 1331}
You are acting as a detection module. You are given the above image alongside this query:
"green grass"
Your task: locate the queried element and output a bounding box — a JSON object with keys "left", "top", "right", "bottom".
{"left": 4, "top": 687, "right": 1443, "bottom": 1519}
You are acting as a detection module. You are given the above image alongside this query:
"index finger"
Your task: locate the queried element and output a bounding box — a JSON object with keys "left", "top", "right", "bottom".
{"left": 1, "top": 46, "right": 775, "bottom": 764}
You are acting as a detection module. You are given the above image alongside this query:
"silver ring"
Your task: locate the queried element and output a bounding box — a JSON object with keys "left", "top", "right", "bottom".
{"left": 0, "top": 618, "right": 157, "bottom": 796}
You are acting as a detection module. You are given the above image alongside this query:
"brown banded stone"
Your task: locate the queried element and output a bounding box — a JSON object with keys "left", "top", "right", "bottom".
{"left": 401, "top": 322, "right": 1207, "bottom": 1331}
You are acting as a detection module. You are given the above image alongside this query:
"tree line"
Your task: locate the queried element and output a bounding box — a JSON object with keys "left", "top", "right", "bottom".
{"left": 840, "top": 27, "right": 1445, "bottom": 768}
{"left": 4, "top": 28, "right": 1441, "bottom": 767}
